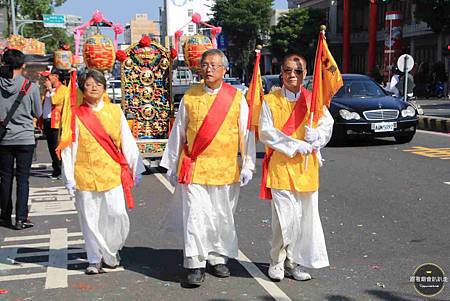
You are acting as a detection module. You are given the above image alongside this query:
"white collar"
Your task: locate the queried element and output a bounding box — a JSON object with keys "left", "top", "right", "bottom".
{"left": 87, "top": 99, "right": 104, "bottom": 112}
{"left": 204, "top": 82, "right": 222, "bottom": 95}
{"left": 282, "top": 86, "right": 302, "bottom": 102}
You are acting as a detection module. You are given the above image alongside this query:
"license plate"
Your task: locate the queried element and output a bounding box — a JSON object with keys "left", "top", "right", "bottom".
{"left": 371, "top": 122, "right": 396, "bottom": 132}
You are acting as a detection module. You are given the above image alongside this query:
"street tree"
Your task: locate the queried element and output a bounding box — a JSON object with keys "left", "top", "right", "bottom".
{"left": 269, "top": 8, "right": 326, "bottom": 70}
{"left": 211, "top": 0, "right": 273, "bottom": 81}
{"left": 414, "top": 0, "right": 450, "bottom": 33}
{"left": 1, "top": 0, "right": 72, "bottom": 52}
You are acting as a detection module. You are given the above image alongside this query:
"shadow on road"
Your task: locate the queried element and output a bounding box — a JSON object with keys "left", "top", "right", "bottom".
{"left": 327, "top": 137, "right": 399, "bottom": 148}
{"left": 325, "top": 295, "right": 358, "bottom": 301}
{"left": 120, "top": 247, "right": 271, "bottom": 288}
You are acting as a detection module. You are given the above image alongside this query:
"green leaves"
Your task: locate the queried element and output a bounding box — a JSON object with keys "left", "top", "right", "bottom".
{"left": 211, "top": 0, "right": 273, "bottom": 78}
{"left": 269, "top": 8, "right": 325, "bottom": 68}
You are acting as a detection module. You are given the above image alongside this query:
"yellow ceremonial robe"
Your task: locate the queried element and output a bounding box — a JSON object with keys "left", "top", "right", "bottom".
{"left": 265, "top": 89, "right": 319, "bottom": 192}
{"left": 75, "top": 103, "right": 122, "bottom": 191}
{"left": 178, "top": 84, "right": 242, "bottom": 185}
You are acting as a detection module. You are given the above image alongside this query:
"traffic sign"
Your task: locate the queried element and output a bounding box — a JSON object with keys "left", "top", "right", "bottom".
{"left": 43, "top": 14, "right": 66, "bottom": 28}
{"left": 397, "top": 54, "right": 414, "bottom": 73}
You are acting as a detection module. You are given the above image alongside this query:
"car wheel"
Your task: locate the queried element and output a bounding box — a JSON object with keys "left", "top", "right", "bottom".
{"left": 394, "top": 131, "right": 415, "bottom": 144}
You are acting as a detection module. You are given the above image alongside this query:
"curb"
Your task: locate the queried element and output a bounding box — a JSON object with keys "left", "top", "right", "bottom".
{"left": 418, "top": 115, "right": 450, "bottom": 133}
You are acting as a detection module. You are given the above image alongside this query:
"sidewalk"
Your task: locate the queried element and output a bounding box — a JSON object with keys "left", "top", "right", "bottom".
{"left": 415, "top": 97, "right": 450, "bottom": 133}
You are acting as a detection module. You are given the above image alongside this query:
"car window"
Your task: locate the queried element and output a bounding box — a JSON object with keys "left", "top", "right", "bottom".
{"left": 335, "top": 79, "right": 386, "bottom": 98}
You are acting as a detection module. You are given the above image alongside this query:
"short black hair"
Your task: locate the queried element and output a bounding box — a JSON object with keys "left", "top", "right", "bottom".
{"left": 0, "top": 49, "right": 25, "bottom": 78}
{"left": 2, "top": 49, "right": 25, "bottom": 69}
{"left": 78, "top": 69, "right": 106, "bottom": 92}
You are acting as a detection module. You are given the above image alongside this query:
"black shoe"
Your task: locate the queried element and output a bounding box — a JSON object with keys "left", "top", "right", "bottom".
{"left": 14, "top": 220, "right": 34, "bottom": 230}
{"left": 0, "top": 217, "right": 13, "bottom": 228}
{"left": 186, "top": 268, "right": 205, "bottom": 287}
{"left": 210, "top": 264, "right": 230, "bottom": 278}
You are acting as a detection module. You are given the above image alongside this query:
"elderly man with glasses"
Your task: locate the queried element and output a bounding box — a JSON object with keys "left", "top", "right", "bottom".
{"left": 258, "top": 53, "right": 334, "bottom": 282}
{"left": 161, "top": 49, "right": 255, "bottom": 287}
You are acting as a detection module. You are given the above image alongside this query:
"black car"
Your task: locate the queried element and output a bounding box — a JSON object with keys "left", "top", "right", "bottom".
{"left": 305, "top": 74, "right": 418, "bottom": 144}
{"left": 262, "top": 75, "right": 281, "bottom": 94}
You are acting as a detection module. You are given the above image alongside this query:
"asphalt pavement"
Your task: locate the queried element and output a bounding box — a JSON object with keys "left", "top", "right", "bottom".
{"left": 0, "top": 129, "right": 449, "bottom": 300}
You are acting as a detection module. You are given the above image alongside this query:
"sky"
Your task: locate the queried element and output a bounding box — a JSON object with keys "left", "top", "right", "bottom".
{"left": 55, "top": 0, "right": 288, "bottom": 28}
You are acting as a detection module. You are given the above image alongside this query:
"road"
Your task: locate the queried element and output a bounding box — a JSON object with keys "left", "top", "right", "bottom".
{"left": 0, "top": 130, "right": 449, "bottom": 301}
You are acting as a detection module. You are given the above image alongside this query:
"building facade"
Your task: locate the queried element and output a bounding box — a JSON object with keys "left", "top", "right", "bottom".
{"left": 160, "top": 0, "right": 215, "bottom": 48}
{"left": 290, "top": 0, "right": 449, "bottom": 78}
{"left": 124, "top": 13, "right": 159, "bottom": 45}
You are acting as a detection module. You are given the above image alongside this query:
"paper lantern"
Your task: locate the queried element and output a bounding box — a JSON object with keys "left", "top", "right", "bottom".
{"left": 183, "top": 34, "right": 213, "bottom": 73}
{"left": 54, "top": 50, "right": 73, "bottom": 70}
{"left": 83, "top": 34, "right": 116, "bottom": 71}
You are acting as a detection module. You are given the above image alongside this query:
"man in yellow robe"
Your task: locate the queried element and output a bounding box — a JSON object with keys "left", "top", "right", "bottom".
{"left": 161, "top": 49, "right": 255, "bottom": 287}
{"left": 40, "top": 68, "right": 68, "bottom": 179}
{"left": 259, "top": 54, "right": 334, "bottom": 281}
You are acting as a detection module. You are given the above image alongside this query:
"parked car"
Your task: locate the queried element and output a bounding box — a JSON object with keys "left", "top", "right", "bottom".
{"left": 325, "top": 74, "right": 418, "bottom": 144}
{"left": 223, "top": 77, "right": 248, "bottom": 95}
{"left": 261, "top": 74, "right": 281, "bottom": 94}
{"left": 107, "top": 79, "right": 122, "bottom": 103}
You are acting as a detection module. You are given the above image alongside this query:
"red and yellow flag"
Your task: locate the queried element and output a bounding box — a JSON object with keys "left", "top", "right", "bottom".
{"left": 310, "top": 31, "right": 343, "bottom": 122}
{"left": 246, "top": 49, "right": 264, "bottom": 133}
{"left": 56, "top": 70, "right": 78, "bottom": 157}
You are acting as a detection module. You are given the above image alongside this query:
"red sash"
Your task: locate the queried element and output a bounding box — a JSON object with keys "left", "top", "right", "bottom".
{"left": 259, "top": 87, "right": 311, "bottom": 200}
{"left": 76, "top": 104, "right": 135, "bottom": 209}
{"left": 178, "top": 82, "right": 237, "bottom": 184}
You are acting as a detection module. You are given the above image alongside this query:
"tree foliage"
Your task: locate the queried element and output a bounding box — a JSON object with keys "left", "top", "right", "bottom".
{"left": 269, "top": 8, "right": 326, "bottom": 68}
{"left": 211, "top": 0, "right": 273, "bottom": 80}
{"left": 1, "top": 0, "right": 72, "bottom": 53}
{"left": 414, "top": 0, "right": 450, "bottom": 33}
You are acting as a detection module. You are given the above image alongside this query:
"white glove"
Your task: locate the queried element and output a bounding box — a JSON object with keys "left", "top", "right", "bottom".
{"left": 239, "top": 168, "right": 253, "bottom": 187}
{"left": 304, "top": 126, "right": 320, "bottom": 143}
{"left": 297, "top": 140, "right": 313, "bottom": 155}
{"left": 166, "top": 169, "right": 178, "bottom": 187}
{"left": 135, "top": 174, "right": 142, "bottom": 186}
{"left": 65, "top": 181, "right": 75, "bottom": 197}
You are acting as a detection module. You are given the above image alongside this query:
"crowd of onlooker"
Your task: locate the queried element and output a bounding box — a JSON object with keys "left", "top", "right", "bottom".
{"left": 370, "top": 61, "right": 449, "bottom": 99}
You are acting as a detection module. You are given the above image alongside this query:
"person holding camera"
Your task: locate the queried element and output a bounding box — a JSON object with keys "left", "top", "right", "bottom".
{"left": 0, "top": 49, "right": 42, "bottom": 230}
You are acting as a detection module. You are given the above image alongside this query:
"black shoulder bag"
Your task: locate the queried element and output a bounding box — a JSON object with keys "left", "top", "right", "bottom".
{"left": 0, "top": 79, "right": 32, "bottom": 141}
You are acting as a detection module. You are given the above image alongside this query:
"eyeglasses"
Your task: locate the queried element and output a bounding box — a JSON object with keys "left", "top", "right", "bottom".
{"left": 282, "top": 68, "right": 304, "bottom": 75}
{"left": 200, "top": 63, "right": 224, "bottom": 71}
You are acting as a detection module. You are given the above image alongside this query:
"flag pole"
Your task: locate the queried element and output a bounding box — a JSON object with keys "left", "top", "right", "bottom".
{"left": 305, "top": 25, "right": 326, "bottom": 171}
{"left": 243, "top": 44, "right": 262, "bottom": 167}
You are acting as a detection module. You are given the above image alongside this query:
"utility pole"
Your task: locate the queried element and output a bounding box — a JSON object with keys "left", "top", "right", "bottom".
{"left": 11, "top": 0, "right": 18, "bottom": 34}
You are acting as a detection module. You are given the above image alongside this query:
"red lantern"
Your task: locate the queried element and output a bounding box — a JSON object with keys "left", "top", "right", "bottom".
{"left": 183, "top": 34, "right": 213, "bottom": 73}
{"left": 83, "top": 34, "right": 116, "bottom": 71}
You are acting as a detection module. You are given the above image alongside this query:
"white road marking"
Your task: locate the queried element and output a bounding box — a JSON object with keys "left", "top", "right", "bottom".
{"left": 417, "top": 129, "right": 450, "bottom": 137}
{"left": 154, "top": 173, "right": 175, "bottom": 193}
{"left": 238, "top": 251, "right": 292, "bottom": 301}
{"left": 153, "top": 173, "right": 292, "bottom": 301}
{"left": 4, "top": 232, "right": 82, "bottom": 242}
{"left": 45, "top": 228, "right": 68, "bottom": 289}
{"left": 2, "top": 239, "right": 84, "bottom": 249}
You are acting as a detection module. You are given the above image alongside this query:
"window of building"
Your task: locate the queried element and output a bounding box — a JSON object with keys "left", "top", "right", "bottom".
{"left": 188, "top": 9, "right": 193, "bottom": 17}
{"left": 188, "top": 24, "right": 194, "bottom": 32}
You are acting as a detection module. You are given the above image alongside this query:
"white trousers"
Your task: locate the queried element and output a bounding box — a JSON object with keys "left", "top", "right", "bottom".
{"left": 270, "top": 189, "right": 329, "bottom": 269}
{"left": 75, "top": 185, "right": 130, "bottom": 266}
{"left": 179, "top": 183, "right": 240, "bottom": 269}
